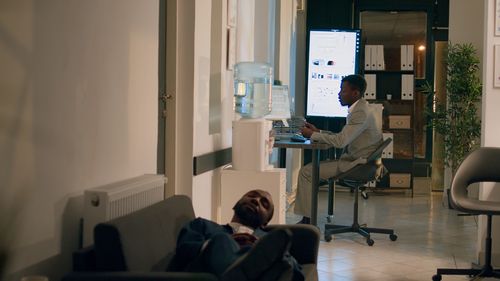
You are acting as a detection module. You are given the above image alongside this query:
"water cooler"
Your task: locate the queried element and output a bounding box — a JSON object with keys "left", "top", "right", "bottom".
{"left": 220, "top": 62, "right": 286, "bottom": 224}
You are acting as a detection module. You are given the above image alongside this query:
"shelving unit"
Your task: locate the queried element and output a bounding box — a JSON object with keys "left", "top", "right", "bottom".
{"left": 364, "top": 70, "right": 415, "bottom": 196}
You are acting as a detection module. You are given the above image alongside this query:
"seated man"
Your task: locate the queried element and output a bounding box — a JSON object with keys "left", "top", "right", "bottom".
{"left": 173, "top": 189, "right": 304, "bottom": 281}
{"left": 296, "top": 74, "right": 383, "bottom": 224}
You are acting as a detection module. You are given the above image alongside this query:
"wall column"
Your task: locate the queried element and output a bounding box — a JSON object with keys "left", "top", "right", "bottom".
{"left": 479, "top": 0, "right": 500, "bottom": 266}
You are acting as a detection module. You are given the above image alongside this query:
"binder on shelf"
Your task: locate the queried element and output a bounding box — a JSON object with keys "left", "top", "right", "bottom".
{"left": 407, "top": 45, "right": 414, "bottom": 70}
{"left": 365, "top": 45, "right": 372, "bottom": 70}
{"left": 401, "top": 74, "right": 414, "bottom": 100}
{"left": 370, "top": 103, "right": 384, "bottom": 131}
{"left": 401, "top": 45, "right": 408, "bottom": 70}
{"left": 370, "top": 45, "right": 377, "bottom": 70}
{"left": 382, "top": 133, "right": 394, "bottom": 159}
{"left": 376, "top": 45, "right": 385, "bottom": 70}
{"left": 364, "top": 74, "right": 376, "bottom": 100}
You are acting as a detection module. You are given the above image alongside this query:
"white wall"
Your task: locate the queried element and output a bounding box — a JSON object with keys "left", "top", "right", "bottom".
{"left": 449, "top": 0, "right": 484, "bottom": 69}
{"left": 479, "top": 0, "right": 500, "bottom": 266}
{"left": 450, "top": 0, "right": 500, "bottom": 266}
{"left": 0, "top": 0, "right": 158, "bottom": 279}
{"left": 278, "top": 0, "right": 303, "bottom": 195}
{"left": 447, "top": 0, "right": 484, "bottom": 201}
{"left": 189, "top": 0, "right": 280, "bottom": 221}
{"left": 191, "top": 0, "right": 233, "bottom": 219}
{"left": 254, "top": 0, "right": 276, "bottom": 64}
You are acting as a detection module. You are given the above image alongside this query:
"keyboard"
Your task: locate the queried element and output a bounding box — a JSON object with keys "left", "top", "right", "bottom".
{"left": 290, "top": 134, "right": 308, "bottom": 142}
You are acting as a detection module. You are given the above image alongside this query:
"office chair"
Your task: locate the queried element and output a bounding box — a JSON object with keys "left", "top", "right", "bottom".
{"left": 324, "top": 138, "right": 398, "bottom": 246}
{"left": 432, "top": 147, "right": 500, "bottom": 281}
{"left": 324, "top": 148, "right": 370, "bottom": 223}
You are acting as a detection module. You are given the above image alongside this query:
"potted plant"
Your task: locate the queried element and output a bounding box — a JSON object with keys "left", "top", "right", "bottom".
{"left": 424, "top": 42, "right": 482, "bottom": 204}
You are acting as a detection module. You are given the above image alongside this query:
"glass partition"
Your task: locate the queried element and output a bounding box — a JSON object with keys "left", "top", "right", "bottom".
{"left": 360, "top": 11, "right": 427, "bottom": 78}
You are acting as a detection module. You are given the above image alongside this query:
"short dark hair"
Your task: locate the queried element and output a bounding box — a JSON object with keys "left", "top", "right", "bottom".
{"left": 341, "top": 74, "right": 367, "bottom": 96}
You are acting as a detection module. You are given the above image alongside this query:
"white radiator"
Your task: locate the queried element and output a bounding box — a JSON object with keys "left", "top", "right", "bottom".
{"left": 83, "top": 174, "right": 166, "bottom": 246}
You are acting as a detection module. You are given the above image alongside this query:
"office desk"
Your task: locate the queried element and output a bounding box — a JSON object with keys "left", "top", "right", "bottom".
{"left": 274, "top": 140, "right": 333, "bottom": 226}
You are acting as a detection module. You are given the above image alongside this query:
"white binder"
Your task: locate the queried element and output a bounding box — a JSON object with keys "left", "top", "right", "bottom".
{"left": 401, "top": 45, "right": 408, "bottom": 70}
{"left": 365, "top": 45, "right": 372, "bottom": 70}
{"left": 382, "top": 133, "right": 394, "bottom": 158}
{"left": 376, "top": 45, "right": 385, "bottom": 70}
{"left": 401, "top": 74, "right": 414, "bottom": 100}
{"left": 370, "top": 45, "right": 377, "bottom": 70}
{"left": 364, "top": 74, "right": 376, "bottom": 100}
{"left": 407, "top": 45, "right": 414, "bottom": 70}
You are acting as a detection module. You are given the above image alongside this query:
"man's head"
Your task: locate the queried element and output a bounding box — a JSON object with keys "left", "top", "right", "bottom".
{"left": 232, "top": 189, "right": 274, "bottom": 229}
{"left": 338, "top": 74, "right": 366, "bottom": 107}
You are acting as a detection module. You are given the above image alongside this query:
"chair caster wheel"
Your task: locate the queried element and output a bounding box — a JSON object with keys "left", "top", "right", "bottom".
{"left": 389, "top": 234, "right": 398, "bottom": 241}
{"left": 432, "top": 274, "right": 441, "bottom": 281}
{"left": 366, "top": 238, "right": 374, "bottom": 246}
{"left": 361, "top": 191, "right": 369, "bottom": 200}
{"left": 324, "top": 234, "right": 332, "bottom": 242}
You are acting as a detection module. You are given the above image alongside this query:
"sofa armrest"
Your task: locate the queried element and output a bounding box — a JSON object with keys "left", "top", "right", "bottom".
{"left": 62, "top": 272, "right": 218, "bottom": 281}
{"left": 73, "top": 246, "right": 97, "bottom": 271}
{"left": 264, "top": 224, "right": 320, "bottom": 265}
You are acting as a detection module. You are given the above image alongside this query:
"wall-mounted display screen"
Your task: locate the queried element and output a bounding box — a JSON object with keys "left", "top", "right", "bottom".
{"left": 306, "top": 29, "right": 360, "bottom": 118}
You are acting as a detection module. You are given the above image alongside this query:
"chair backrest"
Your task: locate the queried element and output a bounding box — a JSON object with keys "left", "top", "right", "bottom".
{"left": 366, "top": 137, "right": 392, "bottom": 163}
{"left": 337, "top": 138, "right": 392, "bottom": 182}
{"left": 450, "top": 147, "right": 500, "bottom": 215}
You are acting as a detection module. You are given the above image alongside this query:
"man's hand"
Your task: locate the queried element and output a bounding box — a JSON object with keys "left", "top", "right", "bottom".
{"left": 232, "top": 233, "right": 258, "bottom": 248}
{"left": 300, "top": 122, "right": 320, "bottom": 138}
{"left": 304, "top": 122, "right": 319, "bottom": 132}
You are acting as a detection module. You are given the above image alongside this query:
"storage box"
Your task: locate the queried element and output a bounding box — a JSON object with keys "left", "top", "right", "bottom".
{"left": 390, "top": 173, "right": 411, "bottom": 188}
{"left": 389, "top": 115, "right": 411, "bottom": 129}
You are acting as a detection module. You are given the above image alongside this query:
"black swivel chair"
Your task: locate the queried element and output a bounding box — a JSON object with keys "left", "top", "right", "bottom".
{"left": 433, "top": 147, "right": 500, "bottom": 281}
{"left": 324, "top": 138, "right": 398, "bottom": 246}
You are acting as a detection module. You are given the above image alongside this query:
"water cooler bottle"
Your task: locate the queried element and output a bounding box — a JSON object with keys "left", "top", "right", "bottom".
{"left": 220, "top": 62, "right": 286, "bottom": 224}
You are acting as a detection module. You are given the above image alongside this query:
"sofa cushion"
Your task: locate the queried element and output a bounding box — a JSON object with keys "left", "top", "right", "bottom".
{"left": 94, "top": 195, "right": 195, "bottom": 271}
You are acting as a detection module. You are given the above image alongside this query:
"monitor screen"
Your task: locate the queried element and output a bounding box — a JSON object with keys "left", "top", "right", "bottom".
{"left": 306, "top": 29, "right": 361, "bottom": 118}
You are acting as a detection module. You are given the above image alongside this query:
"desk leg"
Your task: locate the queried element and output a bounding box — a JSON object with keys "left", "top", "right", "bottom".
{"left": 278, "top": 148, "right": 286, "bottom": 168}
{"left": 311, "top": 148, "right": 320, "bottom": 226}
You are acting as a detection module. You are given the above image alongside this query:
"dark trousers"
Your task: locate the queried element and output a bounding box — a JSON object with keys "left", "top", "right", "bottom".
{"left": 186, "top": 232, "right": 251, "bottom": 277}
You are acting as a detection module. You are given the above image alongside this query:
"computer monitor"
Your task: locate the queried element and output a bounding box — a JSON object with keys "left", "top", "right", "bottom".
{"left": 306, "top": 29, "right": 361, "bottom": 118}
{"left": 265, "top": 85, "right": 291, "bottom": 120}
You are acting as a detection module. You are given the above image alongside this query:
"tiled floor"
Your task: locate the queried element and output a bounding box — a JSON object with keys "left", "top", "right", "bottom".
{"left": 286, "top": 189, "right": 496, "bottom": 281}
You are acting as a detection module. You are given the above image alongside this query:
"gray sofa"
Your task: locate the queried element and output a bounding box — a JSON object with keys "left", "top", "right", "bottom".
{"left": 63, "top": 195, "right": 320, "bottom": 281}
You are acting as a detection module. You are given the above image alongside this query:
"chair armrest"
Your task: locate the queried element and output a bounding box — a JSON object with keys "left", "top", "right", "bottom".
{"left": 62, "top": 272, "right": 218, "bottom": 281}
{"left": 73, "top": 246, "right": 97, "bottom": 271}
{"left": 264, "top": 224, "right": 320, "bottom": 264}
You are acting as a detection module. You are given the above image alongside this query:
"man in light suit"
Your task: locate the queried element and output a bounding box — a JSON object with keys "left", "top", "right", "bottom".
{"left": 296, "top": 74, "right": 383, "bottom": 223}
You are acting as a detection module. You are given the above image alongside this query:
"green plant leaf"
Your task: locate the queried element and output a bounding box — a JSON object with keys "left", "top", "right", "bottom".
{"left": 425, "top": 42, "right": 482, "bottom": 173}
